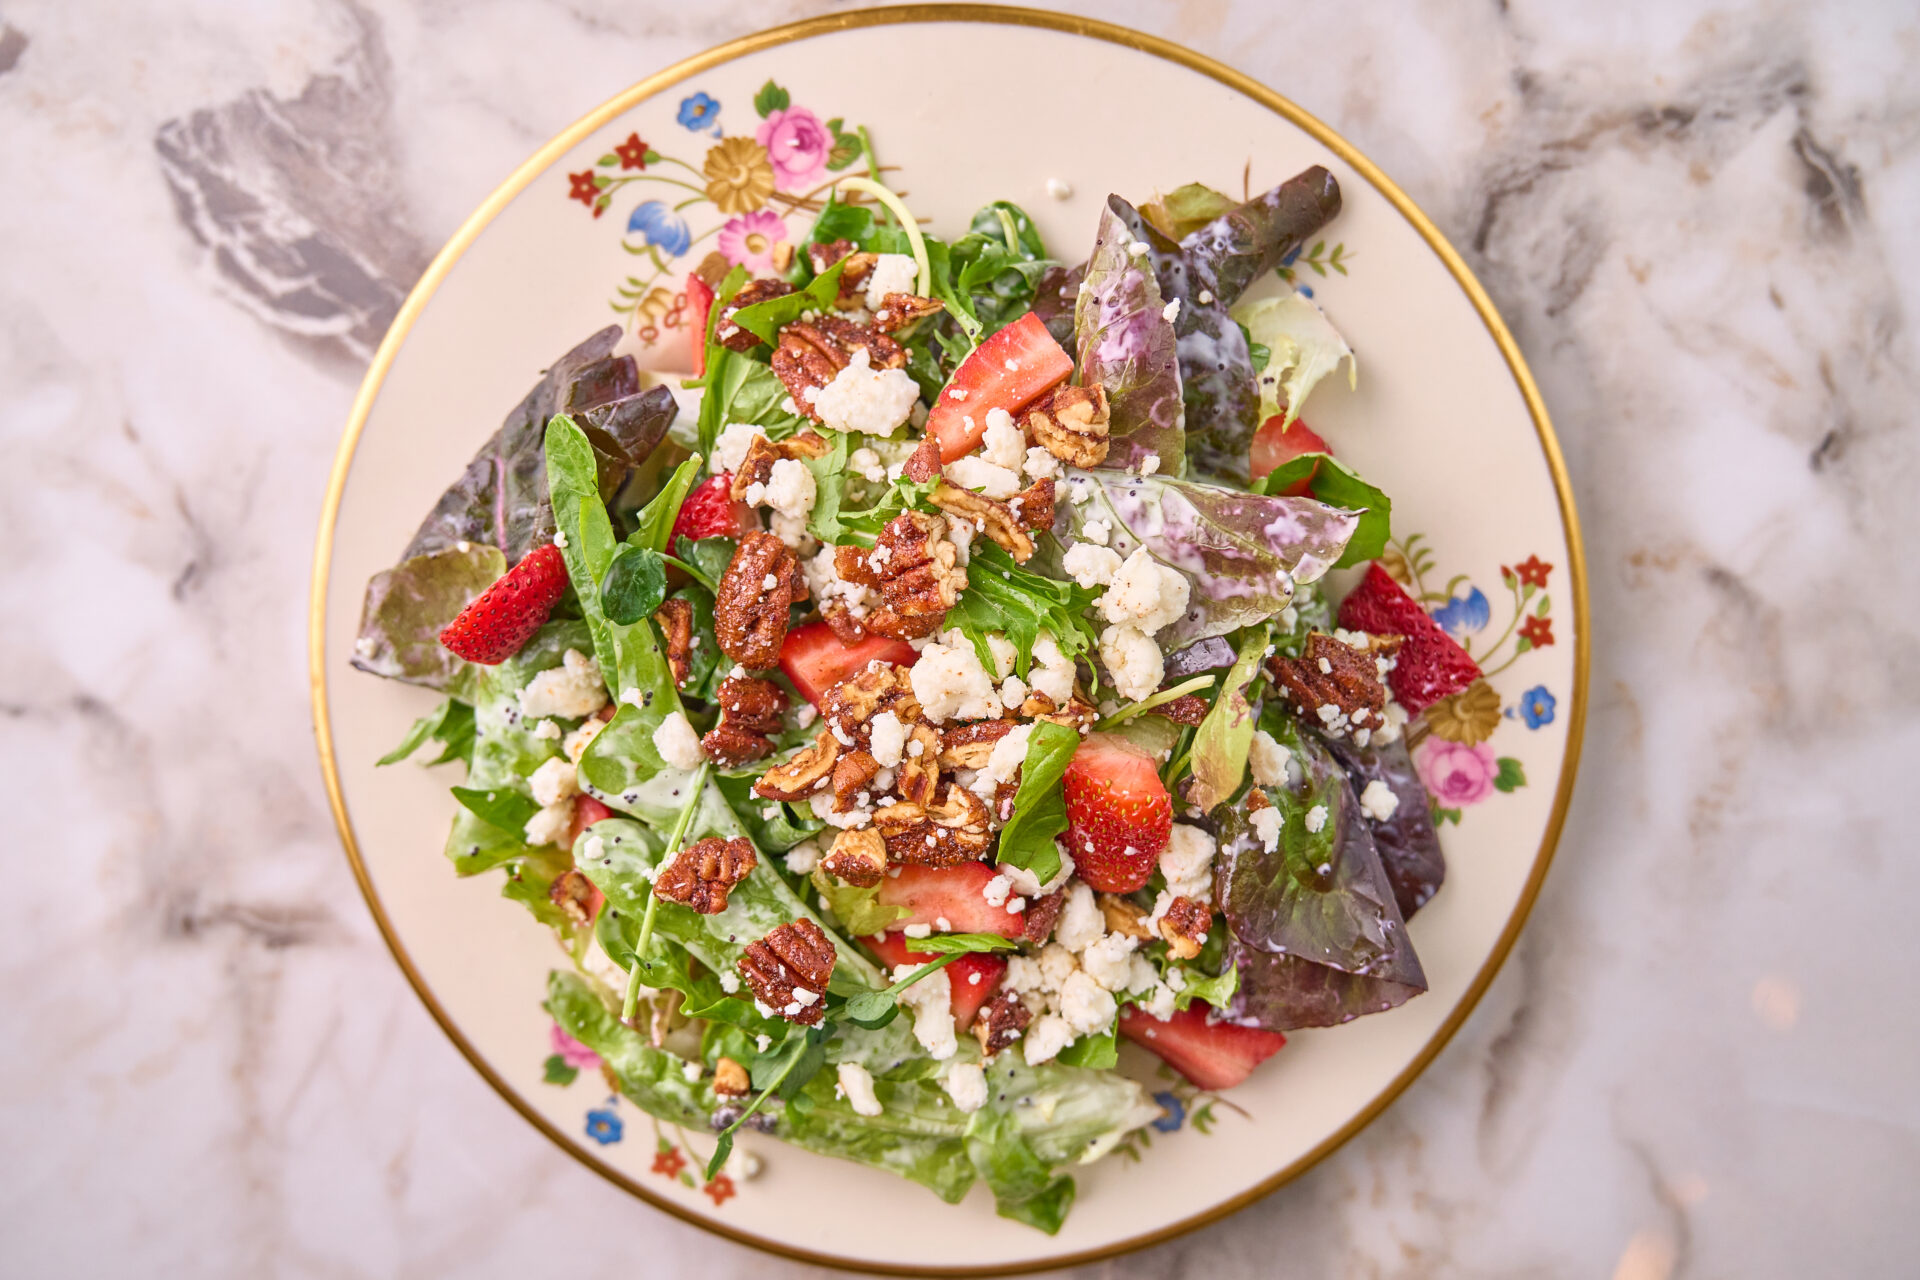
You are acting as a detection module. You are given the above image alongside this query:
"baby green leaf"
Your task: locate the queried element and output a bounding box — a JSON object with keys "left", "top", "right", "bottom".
{"left": 600, "top": 545, "right": 668, "bottom": 625}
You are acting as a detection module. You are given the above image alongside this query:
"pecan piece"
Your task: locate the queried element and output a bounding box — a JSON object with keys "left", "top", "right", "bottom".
{"left": 873, "top": 292, "right": 944, "bottom": 333}
{"left": 729, "top": 430, "right": 830, "bottom": 501}
{"left": 1008, "top": 477, "right": 1056, "bottom": 533}
{"left": 1149, "top": 695, "right": 1210, "bottom": 726}
{"left": 548, "top": 869, "right": 603, "bottom": 927}
{"left": 751, "top": 731, "right": 840, "bottom": 801}
{"left": 819, "top": 660, "right": 921, "bottom": 749}
{"left": 772, "top": 316, "right": 907, "bottom": 422}
{"left": 931, "top": 481, "right": 1034, "bottom": 563}
{"left": 858, "top": 511, "right": 969, "bottom": 640}
{"left": 1035, "top": 696, "right": 1099, "bottom": 733}
{"left": 715, "top": 674, "right": 790, "bottom": 734}
{"left": 712, "top": 1056, "right": 750, "bottom": 1097}
{"left": 653, "top": 598, "right": 695, "bottom": 687}
{"left": 821, "top": 599, "right": 867, "bottom": 643}
{"left": 831, "top": 749, "right": 881, "bottom": 812}
{"left": 714, "top": 531, "right": 804, "bottom": 669}
{"left": 820, "top": 829, "right": 888, "bottom": 888}
{"left": 654, "top": 836, "right": 757, "bottom": 915}
{"left": 807, "top": 238, "right": 855, "bottom": 273}
{"left": 1158, "top": 896, "right": 1212, "bottom": 960}
{"left": 973, "top": 990, "right": 1032, "bottom": 1057}
{"left": 902, "top": 435, "right": 943, "bottom": 484}
{"left": 1097, "top": 893, "right": 1151, "bottom": 940}
{"left": 1267, "top": 633, "right": 1387, "bottom": 728}
{"left": 938, "top": 719, "right": 1017, "bottom": 770}
{"left": 701, "top": 721, "right": 773, "bottom": 769}
{"left": 737, "top": 918, "right": 837, "bottom": 1025}
{"left": 831, "top": 251, "right": 877, "bottom": 307}
{"left": 895, "top": 722, "right": 944, "bottom": 806}
{"left": 1022, "top": 889, "right": 1064, "bottom": 944}
{"left": 715, "top": 278, "right": 795, "bottom": 352}
{"left": 876, "top": 786, "right": 992, "bottom": 866}
{"left": 1026, "top": 383, "right": 1111, "bottom": 467}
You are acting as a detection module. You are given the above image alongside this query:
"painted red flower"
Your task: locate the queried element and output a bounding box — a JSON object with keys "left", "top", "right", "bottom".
{"left": 614, "top": 132, "right": 651, "bottom": 170}
{"left": 1514, "top": 555, "right": 1552, "bottom": 589}
{"left": 651, "top": 1145, "right": 687, "bottom": 1178}
{"left": 568, "top": 169, "right": 600, "bottom": 207}
{"left": 1520, "top": 614, "right": 1555, "bottom": 649}
{"left": 703, "top": 1174, "right": 737, "bottom": 1205}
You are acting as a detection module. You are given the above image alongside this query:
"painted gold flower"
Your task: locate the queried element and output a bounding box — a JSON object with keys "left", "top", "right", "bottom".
{"left": 1425, "top": 678, "right": 1501, "bottom": 745}
{"left": 703, "top": 137, "right": 774, "bottom": 213}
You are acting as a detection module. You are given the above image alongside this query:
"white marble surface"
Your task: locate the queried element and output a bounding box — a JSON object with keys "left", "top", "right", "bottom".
{"left": 3, "top": 1, "right": 1916, "bottom": 1275}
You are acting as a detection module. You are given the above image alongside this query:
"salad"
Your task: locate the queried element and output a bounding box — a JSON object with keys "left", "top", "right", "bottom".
{"left": 354, "top": 159, "right": 1487, "bottom": 1233}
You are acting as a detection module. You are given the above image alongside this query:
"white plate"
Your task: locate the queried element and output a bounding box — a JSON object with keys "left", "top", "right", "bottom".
{"left": 312, "top": 8, "right": 1587, "bottom": 1273}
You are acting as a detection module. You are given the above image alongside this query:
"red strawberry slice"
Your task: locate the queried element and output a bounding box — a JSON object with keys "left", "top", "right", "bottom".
{"left": 1118, "top": 1002, "right": 1287, "bottom": 1091}
{"left": 874, "top": 862, "right": 1025, "bottom": 938}
{"left": 686, "top": 272, "right": 716, "bottom": 377}
{"left": 438, "top": 544, "right": 570, "bottom": 665}
{"left": 925, "top": 312, "right": 1073, "bottom": 461}
{"left": 1250, "top": 416, "right": 1330, "bottom": 495}
{"left": 778, "top": 622, "right": 919, "bottom": 707}
{"left": 1336, "top": 562, "right": 1484, "bottom": 713}
{"left": 567, "top": 795, "right": 615, "bottom": 847}
{"left": 863, "top": 932, "right": 1006, "bottom": 1030}
{"left": 1063, "top": 733, "right": 1172, "bottom": 892}
{"left": 671, "top": 473, "right": 758, "bottom": 542}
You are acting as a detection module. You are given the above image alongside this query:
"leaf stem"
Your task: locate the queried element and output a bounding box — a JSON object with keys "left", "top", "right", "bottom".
{"left": 1097, "top": 675, "right": 1218, "bottom": 730}
{"left": 620, "top": 762, "right": 712, "bottom": 1024}
{"left": 837, "top": 175, "right": 929, "bottom": 297}
{"left": 705, "top": 1031, "right": 813, "bottom": 1179}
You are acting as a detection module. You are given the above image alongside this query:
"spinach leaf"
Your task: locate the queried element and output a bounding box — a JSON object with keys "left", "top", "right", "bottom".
{"left": 1185, "top": 625, "right": 1269, "bottom": 809}
{"left": 689, "top": 267, "right": 749, "bottom": 458}
{"left": 673, "top": 535, "right": 735, "bottom": 591}
{"left": 714, "top": 770, "right": 824, "bottom": 853}
{"left": 450, "top": 784, "right": 541, "bottom": 835}
{"left": 599, "top": 545, "right": 667, "bottom": 625}
{"left": 1254, "top": 452, "right": 1390, "bottom": 568}
{"left": 944, "top": 540, "right": 1101, "bottom": 680}
{"left": 377, "top": 697, "right": 475, "bottom": 767}
{"left": 992, "top": 720, "right": 1081, "bottom": 887}
{"left": 627, "top": 456, "right": 704, "bottom": 556}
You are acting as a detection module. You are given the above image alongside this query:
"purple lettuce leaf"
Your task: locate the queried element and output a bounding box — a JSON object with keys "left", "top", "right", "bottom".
{"left": 1073, "top": 199, "right": 1185, "bottom": 474}
{"left": 1320, "top": 733, "right": 1446, "bottom": 920}
{"left": 1030, "top": 262, "right": 1085, "bottom": 348}
{"left": 1179, "top": 166, "right": 1342, "bottom": 313}
{"left": 1215, "top": 711, "right": 1426, "bottom": 1032}
{"left": 1059, "top": 471, "right": 1357, "bottom": 646}
{"left": 351, "top": 543, "right": 504, "bottom": 689}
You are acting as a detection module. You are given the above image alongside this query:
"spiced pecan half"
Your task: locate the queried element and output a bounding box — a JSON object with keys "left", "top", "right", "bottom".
{"left": 895, "top": 722, "right": 944, "bottom": 806}
{"left": 874, "top": 785, "right": 993, "bottom": 866}
{"left": 549, "top": 869, "right": 602, "bottom": 927}
{"left": 737, "top": 918, "right": 837, "bottom": 1025}
{"left": 1097, "top": 893, "right": 1152, "bottom": 940}
{"left": 1022, "top": 889, "right": 1064, "bottom": 944}
{"left": 1035, "top": 696, "right": 1099, "bottom": 733}
{"left": 1267, "top": 633, "right": 1387, "bottom": 728}
{"left": 701, "top": 721, "right": 773, "bottom": 769}
{"left": 701, "top": 675, "right": 790, "bottom": 768}
{"left": 902, "top": 435, "right": 943, "bottom": 484}
{"left": 819, "top": 660, "right": 921, "bottom": 749}
{"left": 1149, "top": 695, "right": 1210, "bottom": 727}
{"left": 931, "top": 482, "right": 1033, "bottom": 563}
{"left": 973, "top": 990, "right": 1032, "bottom": 1057}
{"left": 831, "top": 749, "right": 881, "bottom": 812}
{"left": 1008, "top": 477, "right": 1056, "bottom": 533}
{"left": 714, "top": 532, "right": 805, "bottom": 669}
{"left": 654, "top": 836, "right": 757, "bottom": 915}
{"left": 850, "top": 511, "right": 968, "bottom": 641}
{"left": 771, "top": 316, "right": 906, "bottom": 422}
{"left": 820, "top": 829, "right": 888, "bottom": 888}
{"left": 654, "top": 598, "right": 695, "bottom": 688}
{"left": 751, "top": 731, "right": 839, "bottom": 801}
{"left": 1026, "top": 383, "right": 1111, "bottom": 467}
{"left": 712, "top": 1056, "right": 750, "bottom": 1097}
{"left": 729, "top": 430, "right": 831, "bottom": 501}
{"left": 873, "top": 292, "right": 944, "bottom": 333}
{"left": 938, "top": 720, "right": 1017, "bottom": 770}
{"left": 807, "top": 239, "right": 855, "bottom": 274}
{"left": 1158, "top": 896, "right": 1212, "bottom": 960}
{"left": 715, "top": 278, "right": 795, "bottom": 352}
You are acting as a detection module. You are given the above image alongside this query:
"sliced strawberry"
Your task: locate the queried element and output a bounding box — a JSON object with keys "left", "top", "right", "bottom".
{"left": 874, "top": 862, "right": 1025, "bottom": 938}
{"left": 1118, "top": 1002, "right": 1286, "bottom": 1091}
{"left": 438, "top": 544, "right": 570, "bottom": 665}
{"left": 778, "top": 621, "right": 919, "bottom": 707}
{"left": 1336, "top": 562, "right": 1484, "bottom": 713}
{"left": 925, "top": 312, "right": 1073, "bottom": 461}
{"left": 686, "top": 272, "right": 716, "bottom": 377}
{"left": 863, "top": 932, "right": 1006, "bottom": 1030}
{"left": 567, "top": 795, "right": 615, "bottom": 847}
{"left": 1063, "top": 733, "right": 1172, "bottom": 892}
{"left": 671, "top": 473, "right": 758, "bottom": 542}
{"left": 1250, "top": 416, "right": 1330, "bottom": 495}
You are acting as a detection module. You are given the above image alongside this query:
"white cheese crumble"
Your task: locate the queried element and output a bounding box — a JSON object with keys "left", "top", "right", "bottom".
{"left": 809, "top": 348, "right": 920, "bottom": 436}
{"left": 983, "top": 723, "right": 1034, "bottom": 787}
{"left": 1160, "top": 823, "right": 1217, "bottom": 899}
{"left": 1054, "top": 882, "right": 1104, "bottom": 952}
{"left": 982, "top": 873, "right": 1014, "bottom": 908}
{"left": 1080, "top": 931, "right": 1138, "bottom": 992}
{"left": 1099, "top": 624, "right": 1164, "bottom": 702}
{"left": 836, "top": 1062, "right": 884, "bottom": 1117}
{"left": 1139, "top": 454, "right": 1161, "bottom": 476}
{"left": 849, "top": 446, "right": 888, "bottom": 483}
{"left": 1360, "top": 780, "right": 1401, "bottom": 822}
{"left": 1022, "top": 1013, "right": 1074, "bottom": 1065}
{"left": 784, "top": 838, "right": 823, "bottom": 874}
{"left": 1100, "top": 548, "right": 1190, "bottom": 634}
{"left": 1022, "top": 446, "right": 1060, "bottom": 482}
{"left": 942, "top": 1061, "right": 989, "bottom": 1113}
{"left": 1250, "top": 806, "right": 1284, "bottom": 852}
{"left": 531, "top": 718, "right": 561, "bottom": 741}
{"left": 519, "top": 649, "right": 608, "bottom": 720}
{"left": 1029, "top": 632, "right": 1078, "bottom": 706}
{"left": 564, "top": 717, "right": 607, "bottom": 762}
{"left": 1304, "top": 804, "right": 1329, "bottom": 834}
{"left": 528, "top": 756, "right": 579, "bottom": 808}
{"left": 651, "top": 711, "right": 704, "bottom": 771}
{"left": 759, "top": 458, "right": 816, "bottom": 522}
{"left": 893, "top": 964, "right": 958, "bottom": 1060}
{"left": 1162, "top": 299, "right": 1180, "bottom": 324}
{"left": 946, "top": 454, "right": 1022, "bottom": 500}
{"left": 863, "top": 253, "right": 919, "bottom": 309}
{"left": 718, "top": 970, "right": 741, "bottom": 994}
{"left": 1045, "top": 177, "right": 1073, "bottom": 200}
{"left": 909, "top": 638, "right": 1001, "bottom": 723}
{"left": 868, "top": 710, "right": 907, "bottom": 767}
{"left": 1059, "top": 969, "right": 1119, "bottom": 1035}
{"left": 1062, "top": 542, "right": 1123, "bottom": 589}
{"left": 1002, "top": 849, "right": 1074, "bottom": 899}
{"left": 522, "top": 802, "right": 573, "bottom": 849}
{"left": 980, "top": 407, "right": 1026, "bottom": 471}
{"left": 712, "top": 423, "right": 766, "bottom": 476}
{"left": 1248, "top": 729, "right": 1292, "bottom": 787}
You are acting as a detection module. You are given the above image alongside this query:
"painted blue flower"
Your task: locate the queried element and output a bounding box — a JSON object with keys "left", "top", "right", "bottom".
{"left": 1151, "top": 1090, "right": 1186, "bottom": 1133}
{"left": 678, "top": 92, "right": 719, "bottom": 133}
{"left": 584, "top": 1104, "right": 624, "bottom": 1145}
{"left": 627, "top": 200, "right": 691, "bottom": 256}
{"left": 1431, "top": 586, "right": 1491, "bottom": 638}
{"left": 1518, "top": 685, "right": 1556, "bottom": 730}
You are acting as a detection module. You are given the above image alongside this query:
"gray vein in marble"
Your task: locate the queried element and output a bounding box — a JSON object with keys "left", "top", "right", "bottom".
{"left": 0, "top": 22, "right": 27, "bottom": 75}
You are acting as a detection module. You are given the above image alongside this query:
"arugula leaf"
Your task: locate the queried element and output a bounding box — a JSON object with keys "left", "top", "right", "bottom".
{"left": 599, "top": 545, "right": 667, "bottom": 625}
{"left": 450, "top": 783, "right": 540, "bottom": 835}
{"left": 944, "top": 540, "right": 1101, "bottom": 680}
{"left": 1254, "top": 452, "right": 1391, "bottom": 568}
{"left": 811, "top": 867, "right": 909, "bottom": 936}
{"left": 801, "top": 430, "right": 936, "bottom": 547}
{"left": 1185, "top": 626, "right": 1269, "bottom": 809}
{"left": 729, "top": 258, "right": 849, "bottom": 345}
{"left": 627, "top": 455, "right": 704, "bottom": 555}
{"left": 377, "top": 697, "right": 475, "bottom": 767}
{"left": 992, "top": 720, "right": 1080, "bottom": 887}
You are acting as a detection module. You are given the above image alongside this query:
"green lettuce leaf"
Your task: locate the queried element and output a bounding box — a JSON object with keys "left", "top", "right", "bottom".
{"left": 1074, "top": 200, "right": 1185, "bottom": 473}
{"left": 992, "top": 720, "right": 1080, "bottom": 887}
{"left": 965, "top": 1105, "right": 1076, "bottom": 1234}
{"left": 545, "top": 970, "right": 714, "bottom": 1127}
{"left": 811, "top": 868, "right": 910, "bottom": 936}
{"left": 1140, "top": 182, "right": 1238, "bottom": 240}
{"left": 1253, "top": 452, "right": 1390, "bottom": 569}
{"left": 1234, "top": 291, "right": 1356, "bottom": 427}
{"left": 1185, "top": 625, "right": 1269, "bottom": 810}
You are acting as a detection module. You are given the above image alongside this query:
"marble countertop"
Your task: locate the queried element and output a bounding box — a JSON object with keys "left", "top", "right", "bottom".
{"left": 4, "top": 1, "right": 1915, "bottom": 1275}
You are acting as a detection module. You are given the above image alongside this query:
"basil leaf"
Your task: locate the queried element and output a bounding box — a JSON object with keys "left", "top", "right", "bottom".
{"left": 600, "top": 545, "right": 668, "bottom": 625}
{"left": 450, "top": 784, "right": 540, "bottom": 835}
{"left": 1254, "top": 452, "right": 1392, "bottom": 568}
{"left": 992, "top": 720, "right": 1081, "bottom": 886}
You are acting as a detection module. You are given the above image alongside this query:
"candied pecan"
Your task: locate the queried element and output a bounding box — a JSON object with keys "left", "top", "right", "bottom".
{"left": 701, "top": 720, "right": 773, "bottom": 768}
{"left": 819, "top": 660, "right": 921, "bottom": 748}
{"left": 833, "top": 543, "right": 885, "bottom": 588}
{"left": 772, "top": 316, "right": 907, "bottom": 422}
{"left": 820, "top": 829, "right": 888, "bottom": 888}
{"left": 875, "top": 786, "right": 992, "bottom": 866}
{"left": 930, "top": 482, "right": 1034, "bottom": 563}
{"left": 831, "top": 749, "right": 881, "bottom": 812}
{"left": 821, "top": 599, "right": 867, "bottom": 643}
{"left": 715, "top": 675, "right": 790, "bottom": 734}
{"left": 873, "top": 292, "right": 944, "bottom": 333}
{"left": 1150, "top": 695, "right": 1210, "bottom": 726}
{"left": 715, "top": 278, "right": 795, "bottom": 351}
{"left": 653, "top": 598, "right": 695, "bottom": 687}
{"left": 1267, "top": 633, "right": 1386, "bottom": 728}
{"left": 712, "top": 1056, "right": 750, "bottom": 1097}
{"left": 1097, "top": 893, "right": 1151, "bottom": 940}
{"left": 729, "top": 430, "right": 831, "bottom": 501}
{"left": 895, "top": 722, "right": 944, "bottom": 806}
{"left": 714, "top": 532, "right": 804, "bottom": 669}
{"left": 857, "top": 511, "right": 968, "bottom": 642}
{"left": 808, "top": 239, "right": 854, "bottom": 274}
{"left": 654, "top": 836, "right": 757, "bottom": 915}
{"left": 752, "top": 731, "right": 840, "bottom": 801}
{"left": 1026, "top": 383, "right": 1111, "bottom": 467}
{"left": 831, "top": 251, "right": 877, "bottom": 306}
{"left": 1245, "top": 786, "right": 1274, "bottom": 813}
{"left": 938, "top": 720, "right": 1017, "bottom": 770}
{"left": 1008, "top": 477, "right": 1056, "bottom": 533}
{"left": 902, "top": 435, "right": 943, "bottom": 484}
{"left": 993, "top": 778, "right": 1020, "bottom": 823}
{"left": 548, "top": 869, "right": 602, "bottom": 927}
{"left": 737, "top": 918, "right": 837, "bottom": 1025}
{"left": 1022, "top": 889, "right": 1065, "bottom": 944}
{"left": 973, "top": 990, "right": 1032, "bottom": 1057}
{"left": 1035, "top": 696, "right": 1099, "bottom": 733}
{"left": 1158, "top": 896, "right": 1212, "bottom": 960}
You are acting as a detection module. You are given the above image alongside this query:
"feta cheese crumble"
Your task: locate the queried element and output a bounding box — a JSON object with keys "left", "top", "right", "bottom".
{"left": 528, "top": 756, "right": 579, "bottom": 808}
{"left": 910, "top": 638, "right": 1001, "bottom": 723}
{"left": 945, "top": 454, "right": 1021, "bottom": 500}
{"left": 942, "top": 1062, "right": 989, "bottom": 1113}
{"left": 1099, "top": 624, "right": 1165, "bottom": 702}
{"left": 1304, "top": 804, "right": 1329, "bottom": 834}
{"left": 1062, "top": 542, "right": 1123, "bottom": 589}
{"left": 1359, "top": 780, "right": 1401, "bottom": 822}
{"left": 1249, "top": 729, "right": 1292, "bottom": 787}
{"left": 868, "top": 710, "right": 907, "bottom": 767}
{"left": 652, "top": 711, "right": 704, "bottom": 771}
{"left": 809, "top": 348, "right": 919, "bottom": 436}
{"left": 980, "top": 407, "right": 1026, "bottom": 471}
{"left": 1100, "top": 548, "right": 1190, "bottom": 634}
{"left": 518, "top": 649, "right": 608, "bottom": 720}
{"left": 837, "top": 1062, "right": 883, "bottom": 1117}
{"left": 863, "top": 253, "right": 918, "bottom": 310}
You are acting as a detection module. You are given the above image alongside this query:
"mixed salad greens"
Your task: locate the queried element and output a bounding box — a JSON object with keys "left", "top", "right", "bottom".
{"left": 355, "top": 159, "right": 1491, "bottom": 1233}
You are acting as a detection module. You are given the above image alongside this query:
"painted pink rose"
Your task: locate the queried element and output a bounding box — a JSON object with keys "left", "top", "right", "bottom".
{"left": 550, "top": 1022, "right": 600, "bottom": 1070}
{"left": 1415, "top": 736, "right": 1498, "bottom": 807}
{"left": 755, "top": 106, "right": 830, "bottom": 193}
{"left": 718, "top": 210, "right": 790, "bottom": 274}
